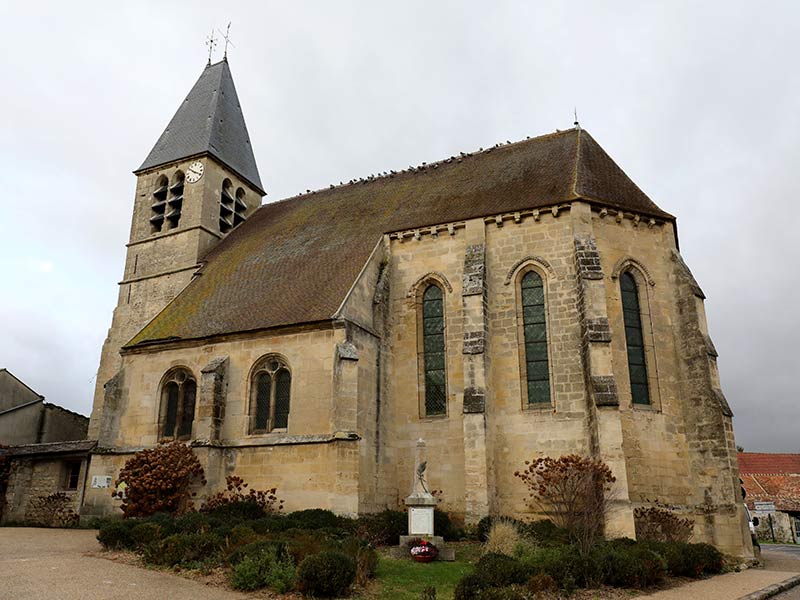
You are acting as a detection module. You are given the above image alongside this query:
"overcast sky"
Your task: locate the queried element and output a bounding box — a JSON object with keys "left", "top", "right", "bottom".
{"left": 1, "top": 2, "right": 797, "bottom": 451}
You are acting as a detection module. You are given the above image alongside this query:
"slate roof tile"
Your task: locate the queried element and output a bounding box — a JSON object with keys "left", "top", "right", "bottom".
{"left": 136, "top": 60, "right": 264, "bottom": 194}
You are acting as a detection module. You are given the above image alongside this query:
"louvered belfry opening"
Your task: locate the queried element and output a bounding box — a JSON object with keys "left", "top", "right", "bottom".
{"left": 220, "top": 179, "right": 247, "bottom": 234}
{"left": 521, "top": 270, "right": 551, "bottom": 404}
{"left": 150, "top": 175, "right": 169, "bottom": 233}
{"left": 166, "top": 171, "right": 184, "bottom": 229}
{"left": 621, "top": 272, "right": 650, "bottom": 405}
{"left": 250, "top": 357, "right": 291, "bottom": 433}
{"left": 160, "top": 368, "right": 197, "bottom": 440}
{"left": 422, "top": 284, "right": 447, "bottom": 416}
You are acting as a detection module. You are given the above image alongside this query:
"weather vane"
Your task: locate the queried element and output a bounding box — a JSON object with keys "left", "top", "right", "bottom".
{"left": 206, "top": 29, "right": 218, "bottom": 65}
{"left": 218, "top": 22, "right": 235, "bottom": 60}
{"left": 574, "top": 107, "right": 581, "bottom": 130}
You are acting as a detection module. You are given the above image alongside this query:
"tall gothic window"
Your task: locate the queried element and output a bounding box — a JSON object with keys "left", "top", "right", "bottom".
{"left": 520, "top": 270, "right": 551, "bottom": 404}
{"left": 250, "top": 357, "right": 291, "bottom": 433}
{"left": 160, "top": 368, "right": 197, "bottom": 440}
{"left": 421, "top": 283, "right": 447, "bottom": 416}
{"left": 621, "top": 272, "right": 650, "bottom": 405}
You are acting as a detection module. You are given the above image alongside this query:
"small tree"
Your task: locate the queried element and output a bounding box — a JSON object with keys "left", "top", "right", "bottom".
{"left": 114, "top": 441, "right": 206, "bottom": 517}
{"left": 515, "top": 454, "right": 615, "bottom": 555}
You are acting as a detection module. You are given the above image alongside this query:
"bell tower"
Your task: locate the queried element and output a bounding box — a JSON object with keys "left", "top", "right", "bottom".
{"left": 88, "top": 59, "right": 265, "bottom": 441}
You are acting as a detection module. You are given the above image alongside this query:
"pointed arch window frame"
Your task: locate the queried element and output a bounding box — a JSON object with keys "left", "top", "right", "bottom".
{"left": 248, "top": 355, "right": 292, "bottom": 434}
{"left": 514, "top": 264, "right": 554, "bottom": 408}
{"left": 415, "top": 279, "right": 449, "bottom": 418}
{"left": 158, "top": 367, "right": 197, "bottom": 441}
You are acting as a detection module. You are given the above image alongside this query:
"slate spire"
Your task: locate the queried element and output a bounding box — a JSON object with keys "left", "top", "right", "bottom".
{"left": 136, "top": 60, "right": 264, "bottom": 194}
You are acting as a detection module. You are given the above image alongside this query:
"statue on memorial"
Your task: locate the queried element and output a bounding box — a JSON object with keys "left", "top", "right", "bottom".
{"left": 416, "top": 460, "right": 429, "bottom": 494}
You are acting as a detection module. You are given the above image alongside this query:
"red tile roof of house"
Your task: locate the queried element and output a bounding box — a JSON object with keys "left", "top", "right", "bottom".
{"left": 738, "top": 453, "right": 800, "bottom": 512}
{"left": 738, "top": 453, "right": 800, "bottom": 475}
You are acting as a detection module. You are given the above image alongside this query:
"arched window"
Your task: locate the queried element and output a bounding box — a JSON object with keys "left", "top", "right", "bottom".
{"left": 150, "top": 175, "right": 169, "bottom": 233}
{"left": 159, "top": 368, "right": 196, "bottom": 440}
{"left": 250, "top": 356, "right": 291, "bottom": 433}
{"left": 166, "top": 171, "right": 184, "bottom": 229}
{"left": 621, "top": 272, "right": 650, "bottom": 405}
{"left": 520, "top": 270, "right": 550, "bottom": 404}
{"left": 421, "top": 283, "right": 446, "bottom": 416}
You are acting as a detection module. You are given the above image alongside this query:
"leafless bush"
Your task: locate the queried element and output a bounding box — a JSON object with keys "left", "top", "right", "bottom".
{"left": 515, "top": 454, "right": 616, "bottom": 555}
{"left": 634, "top": 504, "right": 693, "bottom": 543}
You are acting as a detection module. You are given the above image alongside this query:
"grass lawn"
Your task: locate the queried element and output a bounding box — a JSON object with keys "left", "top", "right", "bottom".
{"left": 369, "top": 543, "right": 481, "bottom": 600}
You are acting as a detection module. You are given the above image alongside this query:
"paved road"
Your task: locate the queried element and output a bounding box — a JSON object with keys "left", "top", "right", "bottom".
{"left": 764, "top": 546, "right": 800, "bottom": 599}
{"left": 0, "top": 528, "right": 252, "bottom": 600}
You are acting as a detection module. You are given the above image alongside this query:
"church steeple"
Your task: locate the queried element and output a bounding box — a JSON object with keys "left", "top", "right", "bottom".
{"left": 88, "top": 60, "right": 264, "bottom": 442}
{"left": 136, "top": 60, "right": 264, "bottom": 195}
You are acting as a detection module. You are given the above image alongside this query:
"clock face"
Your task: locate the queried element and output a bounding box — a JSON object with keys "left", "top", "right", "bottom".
{"left": 186, "top": 161, "right": 204, "bottom": 183}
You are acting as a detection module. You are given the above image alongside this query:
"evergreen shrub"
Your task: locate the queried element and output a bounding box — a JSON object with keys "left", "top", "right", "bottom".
{"left": 297, "top": 550, "right": 356, "bottom": 598}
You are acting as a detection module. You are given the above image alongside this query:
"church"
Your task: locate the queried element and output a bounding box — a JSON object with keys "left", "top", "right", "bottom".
{"left": 75, "top": 58, "right": 750, "bottom": 556}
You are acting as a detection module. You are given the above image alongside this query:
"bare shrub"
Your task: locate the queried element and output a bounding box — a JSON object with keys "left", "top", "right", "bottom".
{"left": 200, "top": 475, "right": 284, "bottom": 514}
{"left": 26, "top": 492, "right": 79, "bottom": 527}
{"left": 114, "top": 441, "right": 206, "bottom": 517}
{"left": 514, "top": 454, "right": 616, "bottom": 555}
{"left": 483, "top": 519, "right": 521, "bottom": 556}
{"left": 634, "top": 505, "right": 693, "bottom": 543}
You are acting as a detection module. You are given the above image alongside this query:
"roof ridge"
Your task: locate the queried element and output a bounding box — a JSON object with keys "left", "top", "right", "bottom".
{"left": 570, "top": 127, "right": 582, "bottom": 199}
{"left": 279, "top": 128, "right": 581, "bottom": 202}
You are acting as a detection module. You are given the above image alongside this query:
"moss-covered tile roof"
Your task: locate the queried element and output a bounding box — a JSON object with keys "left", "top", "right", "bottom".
{"left": 128, "top": 128, "right": 671, "bottom": 347}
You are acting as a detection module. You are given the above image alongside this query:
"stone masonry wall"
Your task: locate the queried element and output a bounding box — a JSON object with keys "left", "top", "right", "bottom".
{"left": 88, "top": 157, "right": 263, "bottom": 443}
{"left": 3, "top": 457, "right": 85, "bottom": 523}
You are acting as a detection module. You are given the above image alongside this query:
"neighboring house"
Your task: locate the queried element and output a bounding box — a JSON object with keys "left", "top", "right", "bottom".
{"left": 0, "top": 370, "right": 91, "bottom": 523}
{"left": 0, "top": 369, "right": 88, "bottom": 445}
{"left": 739, "top": 452, "right": 800, "bottom": 543}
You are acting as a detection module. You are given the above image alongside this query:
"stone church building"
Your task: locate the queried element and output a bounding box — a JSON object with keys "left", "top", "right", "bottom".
{"left": 79, "top": 59, "right": 750, "bottom": 556}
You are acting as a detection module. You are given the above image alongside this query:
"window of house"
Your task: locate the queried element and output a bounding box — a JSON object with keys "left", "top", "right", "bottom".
{"left": 160, "top": 368, "right": 197, "bottom": 440}
{"left": 63, "top": 460, "right": 81, "bottom": 491}
{"left": 621, "top": 272, "right": 650, "bottom": 405}
{"left": 421, "top": 283, "right": 447, "bottom": 416}
{"left": 520, "top": 270, "right": 551, "bottom": 405}
{"left": 250, "top": 357, "right": 291, "bottom": 433}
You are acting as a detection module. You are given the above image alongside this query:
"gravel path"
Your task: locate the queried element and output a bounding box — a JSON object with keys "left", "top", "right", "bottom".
{"left": 0, "top": 528, "right": 252, "bottom": 600}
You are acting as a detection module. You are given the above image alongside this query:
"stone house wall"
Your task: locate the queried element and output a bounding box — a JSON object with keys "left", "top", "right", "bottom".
{"left": 3, "top": 456, "right": 86, "bottom": 523}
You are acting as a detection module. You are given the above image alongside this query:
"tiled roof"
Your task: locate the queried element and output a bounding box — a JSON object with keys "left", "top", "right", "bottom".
{"left": 7, "top": 440, "right": 97, "bottom": 457}
{"left": 128, "top": 128, "right": 671, "bottom": 347}
{"left": 136, "top": 60, "right": 264, "bottom": 194}
{"left": 738, "top": 452, "right": 800, "bottom": 475}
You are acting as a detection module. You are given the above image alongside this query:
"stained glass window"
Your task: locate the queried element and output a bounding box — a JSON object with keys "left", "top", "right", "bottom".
{"left": 521, "top": 271, "right": 550, "bottom": 404}
{"left": 422, "top": 284, "right": 446, "bottom": 416}
{"left": 621, "top": 272, "right": 650, "bottom": 405}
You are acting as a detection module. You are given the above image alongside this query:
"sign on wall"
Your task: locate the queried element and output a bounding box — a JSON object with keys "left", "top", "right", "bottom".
{"left": 91, "top": 475, "right": 113, "bottom": 489}
{"left": 754, "top": 501, "right": 777, "bottom": 513}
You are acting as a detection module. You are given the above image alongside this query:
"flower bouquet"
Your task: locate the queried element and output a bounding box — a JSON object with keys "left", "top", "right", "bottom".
{"left": 409, "top": 539, "right": 439, "bottom": 563}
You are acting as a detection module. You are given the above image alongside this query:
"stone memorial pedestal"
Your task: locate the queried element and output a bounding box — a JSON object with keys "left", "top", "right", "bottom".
{"left": 399, "top": 439, "right": 455, "bottom": 561}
